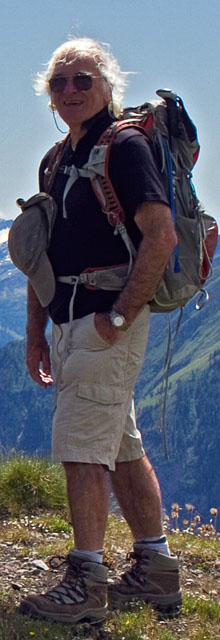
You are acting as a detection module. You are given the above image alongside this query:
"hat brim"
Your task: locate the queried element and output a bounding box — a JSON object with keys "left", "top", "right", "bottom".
{"left": 29, "top": 251, "right": 56, "bottom": 307}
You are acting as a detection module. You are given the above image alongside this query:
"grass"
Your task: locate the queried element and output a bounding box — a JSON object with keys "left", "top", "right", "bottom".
{"left": 0, "top": 593, "right": 219, "bottom": 640}
{"left": 0, "top": 456, "right": 219, "bottom": 639}
{"left": 0, "top": 455, "right": 67, "bottom": 517}
{"left": 183, "top": 595, "right": 220, "bottom": 621}
{"left": 40, "top": 513, "right": 73, "bottom": 534}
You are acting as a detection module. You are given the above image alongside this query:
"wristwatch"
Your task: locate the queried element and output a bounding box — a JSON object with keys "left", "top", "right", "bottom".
{"left": 108, "top": 310, "right": 129, "bottom": 331}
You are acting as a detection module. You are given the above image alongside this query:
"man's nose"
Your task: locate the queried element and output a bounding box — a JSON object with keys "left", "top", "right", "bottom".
{"left": 63, "top": 77, "right": 77, "bottom": 92}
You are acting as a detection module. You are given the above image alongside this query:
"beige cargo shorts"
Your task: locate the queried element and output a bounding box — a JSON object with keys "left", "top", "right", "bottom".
{"left": 51, "top": 306, "right": 150, "bottom": 471}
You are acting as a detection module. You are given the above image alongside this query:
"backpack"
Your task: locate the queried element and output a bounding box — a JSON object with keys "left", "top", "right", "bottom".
{"left": 44, "top": 89, "right": 218, "bottom": 313}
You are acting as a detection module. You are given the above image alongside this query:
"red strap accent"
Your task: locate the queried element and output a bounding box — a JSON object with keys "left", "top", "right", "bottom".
{"left": 93, "top": 119, "right": 150, "bottom": 226}
{"left": 192, "top": 147, "right": 200, "bottom": 166}
{"left": 141, "top": 113, "right": 155, "bottom": 130}
{"left": 43, "top": 134, "right": 70, "bottom": 193}
{"left": 201, "top": 221, "right": 218, "bottom": 283}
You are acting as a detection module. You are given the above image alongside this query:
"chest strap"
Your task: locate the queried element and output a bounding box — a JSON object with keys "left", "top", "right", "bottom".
{"left": 61, "top": 165, "right": 90, "bottom": 218}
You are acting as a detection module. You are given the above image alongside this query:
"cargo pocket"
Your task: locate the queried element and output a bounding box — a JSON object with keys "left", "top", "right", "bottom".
{"left": 73, "top": 381, "right": 128, "bottom": 445}
{"left": 76, "top": 381, "right": 126, "bottom": 405}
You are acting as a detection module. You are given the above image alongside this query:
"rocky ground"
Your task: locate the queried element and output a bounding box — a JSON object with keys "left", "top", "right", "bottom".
{"left": 0, "top": 516, "right": 219, "bottom": 640}
{"left": 0, "top": 516, "right": 219, "bottom": 607}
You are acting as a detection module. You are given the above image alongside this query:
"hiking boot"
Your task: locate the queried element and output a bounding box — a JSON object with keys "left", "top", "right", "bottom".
{"left": 19, "top": 552, "right": 108, "bottom": 624}
{"left": 108, "top": 543, "right": 182, "bottom": 614}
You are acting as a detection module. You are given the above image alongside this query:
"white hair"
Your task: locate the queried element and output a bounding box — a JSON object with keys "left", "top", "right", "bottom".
{"left": 33, "top": 37, "right": 130, "bottom": 117}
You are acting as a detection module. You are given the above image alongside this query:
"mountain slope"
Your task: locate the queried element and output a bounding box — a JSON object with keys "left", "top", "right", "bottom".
{"left": 0, "top": 220, "right": 27, "bottom": 346}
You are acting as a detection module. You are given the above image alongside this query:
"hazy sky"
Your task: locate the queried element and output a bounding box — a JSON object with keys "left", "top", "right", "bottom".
{"left": 1, "top": 0, "right": 220, "bottom": 228}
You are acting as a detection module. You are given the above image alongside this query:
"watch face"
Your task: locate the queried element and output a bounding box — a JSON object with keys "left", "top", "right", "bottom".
{"left": 114, "top": 316, "right": 124, "bottom": 327}
{"left": 109, "top": 311, "right": 127, "bottom": 330}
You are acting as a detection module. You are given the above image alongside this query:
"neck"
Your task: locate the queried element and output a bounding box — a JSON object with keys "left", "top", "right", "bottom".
{"left": 69, "top": 106, "right": 111, "bottom": 148}
{"left": 70, "top": 124, "right": 87, "bottom": 150}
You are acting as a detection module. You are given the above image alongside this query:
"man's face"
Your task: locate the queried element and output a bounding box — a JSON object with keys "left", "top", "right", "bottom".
{"left": 50, "top": 57, "right": 112, "bottom": 128}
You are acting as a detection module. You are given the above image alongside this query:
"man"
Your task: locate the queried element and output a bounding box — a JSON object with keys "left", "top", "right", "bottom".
{"left": 19, "top": 37, "right": 181, "bottom": 624}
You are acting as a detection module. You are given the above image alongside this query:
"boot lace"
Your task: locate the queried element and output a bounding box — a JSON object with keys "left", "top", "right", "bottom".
{"left": 121, "top": 551, "right": 150, "bottom": 586}
{"left": 44, "top": 554, "right": 87, "bottom": 605}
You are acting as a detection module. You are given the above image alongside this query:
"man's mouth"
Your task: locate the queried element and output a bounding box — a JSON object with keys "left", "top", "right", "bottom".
{"left": 64, "top": 100, "right": 83, "bottom": 105}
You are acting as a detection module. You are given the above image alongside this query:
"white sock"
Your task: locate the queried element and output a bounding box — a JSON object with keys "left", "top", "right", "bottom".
{"left": 71, "top": 548, "right": 104, "bottom": 563}
{"left": 135, "top": 535, "right": 170, "bottom": 556}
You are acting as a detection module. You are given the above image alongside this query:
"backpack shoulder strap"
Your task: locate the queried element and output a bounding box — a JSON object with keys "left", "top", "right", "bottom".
{"left": 42, "top": 134, "right": 70, "bottom": 193}
{"left": 91, "top": 119, "right": 147, "bottom": 226}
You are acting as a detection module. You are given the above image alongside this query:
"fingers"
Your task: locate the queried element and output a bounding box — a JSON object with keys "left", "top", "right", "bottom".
{"left": 39, "top": 369, "right": 54, "bottom": 386}
{"left": 27, "top": 361, "right": 48, "bottom": 387}
{"left": 41, "top": 346, "right": 52, "bottom": 377}
{"left": 26, "top": 340, "right": 53, "bottom": 388}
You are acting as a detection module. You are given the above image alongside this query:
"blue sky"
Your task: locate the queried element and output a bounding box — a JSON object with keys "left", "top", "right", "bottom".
{"left": 1, "top": 0, "right": 220, "bottom": 228}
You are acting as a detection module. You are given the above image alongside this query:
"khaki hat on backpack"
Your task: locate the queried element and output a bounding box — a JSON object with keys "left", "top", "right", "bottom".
{"left": 8, "top": 193, "right": 57, "bottom": 307}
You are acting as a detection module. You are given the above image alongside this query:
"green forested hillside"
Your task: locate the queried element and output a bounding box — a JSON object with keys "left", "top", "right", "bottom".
{"left": 137, "top": 352, "right": 220, "bottom": 521}
{"left": 136, "top": 250, "right": 220, "bottom": 520}
{"left": 0, "top": 339, "right": 53, "bottom": 455}
{"left": 0, "top": 251, "right": 219, "bottom": 522}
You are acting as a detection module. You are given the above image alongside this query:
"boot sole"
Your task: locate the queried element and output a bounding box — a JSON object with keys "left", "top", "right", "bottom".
{"left": 108, "top": 589, "right": 182, "bottom": 613}
{"left": 19, "top": 600, "right": 108, "bottom": 625}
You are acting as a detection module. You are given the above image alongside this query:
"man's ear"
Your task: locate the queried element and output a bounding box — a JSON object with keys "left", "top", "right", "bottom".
{"left": 103, "top": 79, "right": 113, "bottom": 104}
{"left": 107, "top": 85, "right": 113, "bottom": 103}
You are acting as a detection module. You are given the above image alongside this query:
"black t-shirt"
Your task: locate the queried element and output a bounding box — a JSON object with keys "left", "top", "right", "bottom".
{"left": 39, "top": 107, "right": 169, "bottom": 324}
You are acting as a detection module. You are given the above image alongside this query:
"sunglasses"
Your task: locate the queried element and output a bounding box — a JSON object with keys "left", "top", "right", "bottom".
{"left": 49, "top": 72, "right": 98, "bottom": 93}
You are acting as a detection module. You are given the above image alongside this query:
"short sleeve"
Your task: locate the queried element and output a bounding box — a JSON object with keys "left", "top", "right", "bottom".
{"left": 109, "top": 128, "right": 169, "bottom": 220}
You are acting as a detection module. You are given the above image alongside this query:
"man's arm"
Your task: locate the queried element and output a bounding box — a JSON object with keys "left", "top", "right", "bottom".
{"left": 95, "top": 201, "right": 177, "bottom": 342}
{"left": 26, "top": 281, "right": 52, "bottom": 387}
{"left": 113, "top": 201, "right": 177, "bottom": 321}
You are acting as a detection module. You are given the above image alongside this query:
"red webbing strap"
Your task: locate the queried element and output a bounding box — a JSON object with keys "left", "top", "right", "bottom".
{"left": 92, "top": 119, "right": 148, "bottom": 227}
{"left": 43, "top": 134, "right": 70, "bottom": 193}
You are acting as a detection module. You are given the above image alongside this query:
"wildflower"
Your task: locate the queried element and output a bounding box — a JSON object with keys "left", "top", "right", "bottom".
{"left": 185, "top": 504, "right": 195, "bottom": 512}
{"left": 171, "top": 503, "right": 181, "bottom": 511}
{"left": 193, "top": 515, "right": 201, "bottom": 523}
{"left": 210, "top": 507, "right": 218, "bottom": 531}
{"left": 185, "top": 504, "right": 195, "bottom": 526}
{"left": 171, "top": 510, "right": 179, "bottom": 530}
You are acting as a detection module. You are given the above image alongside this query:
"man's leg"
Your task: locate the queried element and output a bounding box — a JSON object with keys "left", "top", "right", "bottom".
{"left": 110, "top": 455, "right": 163, "bottom": 539}
{"left": 109, "top": 455, "right": 182, "bottom": 613}
{"left": 64, "top": 461, "right": 109, "bottom": 550}
{"left": 19, "top": 461, "right": 109, "bottom": 623}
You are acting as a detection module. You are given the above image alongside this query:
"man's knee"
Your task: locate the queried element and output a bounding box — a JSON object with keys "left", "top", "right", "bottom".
{"left": 63, "top": 461, "right": 108, "bottom": 481}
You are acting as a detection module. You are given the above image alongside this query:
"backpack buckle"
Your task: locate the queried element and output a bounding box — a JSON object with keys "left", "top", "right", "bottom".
{"left": 80, "top": 272, "right": 97, "bottom": 287}
{"left": 195, "top": 288, "right": 210, "bottom": 310}
{"left": 69, "top": 276, "right": 79, "bottom": 285}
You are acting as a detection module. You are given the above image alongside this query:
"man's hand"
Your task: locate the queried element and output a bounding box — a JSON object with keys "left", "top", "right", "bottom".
{"left": 26, "top": 335, "right": 53, "bottom": 388}
{"left": 94, "top": 312, "right": 125, "bottom": 345}
{"left": 26, "top": 282, "right": 52, "bottom": 387}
